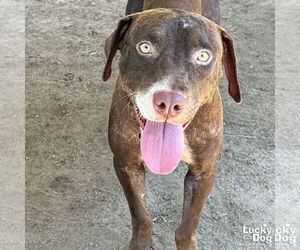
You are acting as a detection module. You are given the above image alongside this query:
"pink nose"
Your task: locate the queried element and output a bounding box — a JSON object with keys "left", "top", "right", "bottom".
{"left": 153, "top": 91, "right": 187, "bottom": 118}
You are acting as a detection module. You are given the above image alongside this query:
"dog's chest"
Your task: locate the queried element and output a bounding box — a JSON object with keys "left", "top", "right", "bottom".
{"left": 182, "top": 136, "right": 194, "bottom": 165}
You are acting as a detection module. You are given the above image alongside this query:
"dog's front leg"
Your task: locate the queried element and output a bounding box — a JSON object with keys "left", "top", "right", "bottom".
{"left": 114, "top": 157, "right": 152, "bottom": 250}
{"left": 175, "top": 165, "right": 217, "bottom": 250}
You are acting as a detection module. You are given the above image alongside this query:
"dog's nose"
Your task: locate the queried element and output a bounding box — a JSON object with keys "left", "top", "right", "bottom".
{"left": 153, "top": 91, "right": 187, "bottom": 118}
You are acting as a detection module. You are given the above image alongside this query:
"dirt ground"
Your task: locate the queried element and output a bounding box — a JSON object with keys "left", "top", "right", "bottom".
{"left": 25, "top": 0, "right": 277, "bottom": 249}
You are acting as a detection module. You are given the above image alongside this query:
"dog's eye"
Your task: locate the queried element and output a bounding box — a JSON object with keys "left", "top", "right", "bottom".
{"left": 196, "top": 50, "right": 212, "bottom": 64}
{"left": 138, "top": 42, "right": 152, "bottom": 54}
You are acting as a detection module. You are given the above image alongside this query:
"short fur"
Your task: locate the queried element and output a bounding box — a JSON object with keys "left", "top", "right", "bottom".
{"left": 103, "top": 1, "right": 241, "bottom": 249}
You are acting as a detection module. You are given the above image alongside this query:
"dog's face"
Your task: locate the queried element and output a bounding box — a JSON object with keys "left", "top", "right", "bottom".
{"left": 103, "top": 9, "right": 241, "bottom": 128}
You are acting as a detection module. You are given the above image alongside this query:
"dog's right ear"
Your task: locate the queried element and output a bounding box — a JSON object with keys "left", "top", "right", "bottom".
{"left": 102, "top": 15, "right": 136, "bottom": 81}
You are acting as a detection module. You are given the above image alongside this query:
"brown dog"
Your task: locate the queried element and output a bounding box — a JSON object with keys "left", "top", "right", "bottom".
{"left": 103, "top": 0, "right": 241, "bottom": 249}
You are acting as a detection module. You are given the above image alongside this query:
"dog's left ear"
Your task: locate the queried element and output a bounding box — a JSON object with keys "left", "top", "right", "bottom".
{"left": 220, "top": 29, "right": 241, "bottom": 103}
{"left": 103, "top": 14, "right": 137, "bottom": 82}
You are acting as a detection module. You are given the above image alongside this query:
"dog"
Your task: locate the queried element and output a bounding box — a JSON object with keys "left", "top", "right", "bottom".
{"left": 102, "top": 0, "right": 241, "bottom": 249}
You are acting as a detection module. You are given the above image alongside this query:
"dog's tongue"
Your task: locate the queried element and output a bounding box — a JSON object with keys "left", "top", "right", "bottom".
{"left": 140, "top": 121, "right": 184, "bottom": 175}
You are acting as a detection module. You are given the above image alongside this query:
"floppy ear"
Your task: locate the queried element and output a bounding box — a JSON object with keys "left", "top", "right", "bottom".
{"left": 102, "top": 15, "right": 136, "bottom": 82}
{"left": 221, "top": 30, "right": 241, "bottom": 103}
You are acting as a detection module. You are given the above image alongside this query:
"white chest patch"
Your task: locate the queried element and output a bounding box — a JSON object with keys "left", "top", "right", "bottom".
{"left": 182, "top": 136, "right": 194, "bottom": 165}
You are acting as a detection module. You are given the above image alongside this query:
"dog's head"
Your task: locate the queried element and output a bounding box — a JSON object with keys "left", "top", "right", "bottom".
{"left": 103, "top": 8, "right": 241, "bottom": 129}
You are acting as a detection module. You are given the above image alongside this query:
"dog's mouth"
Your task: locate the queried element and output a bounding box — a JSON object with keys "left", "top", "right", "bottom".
{"left": 133, "top": 103, "right": 192, "bottom": 130}
{"left": 132, "top": 100, "right": 193, "bottom": 175}
{"left": 134, "top": 104, "right": 147, "bottom": 129}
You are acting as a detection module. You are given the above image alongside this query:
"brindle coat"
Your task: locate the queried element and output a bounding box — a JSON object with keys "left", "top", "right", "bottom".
{"left": 103, "top": 0, "right": 241, "bottom": 249}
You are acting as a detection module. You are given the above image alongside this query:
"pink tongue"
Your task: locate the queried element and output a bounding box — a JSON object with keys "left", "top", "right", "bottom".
{"left": 140, "top": 121, "right": 184, "bottom": 175}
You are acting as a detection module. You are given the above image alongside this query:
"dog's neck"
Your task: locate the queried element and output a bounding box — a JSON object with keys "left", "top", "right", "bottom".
{"left": 143, "top": 0, "right": 202, "bottom": 14}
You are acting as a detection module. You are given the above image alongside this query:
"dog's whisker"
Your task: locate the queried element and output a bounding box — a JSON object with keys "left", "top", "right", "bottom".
{"left": 111, "top": 91, "right": 138, "bottom": 108}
